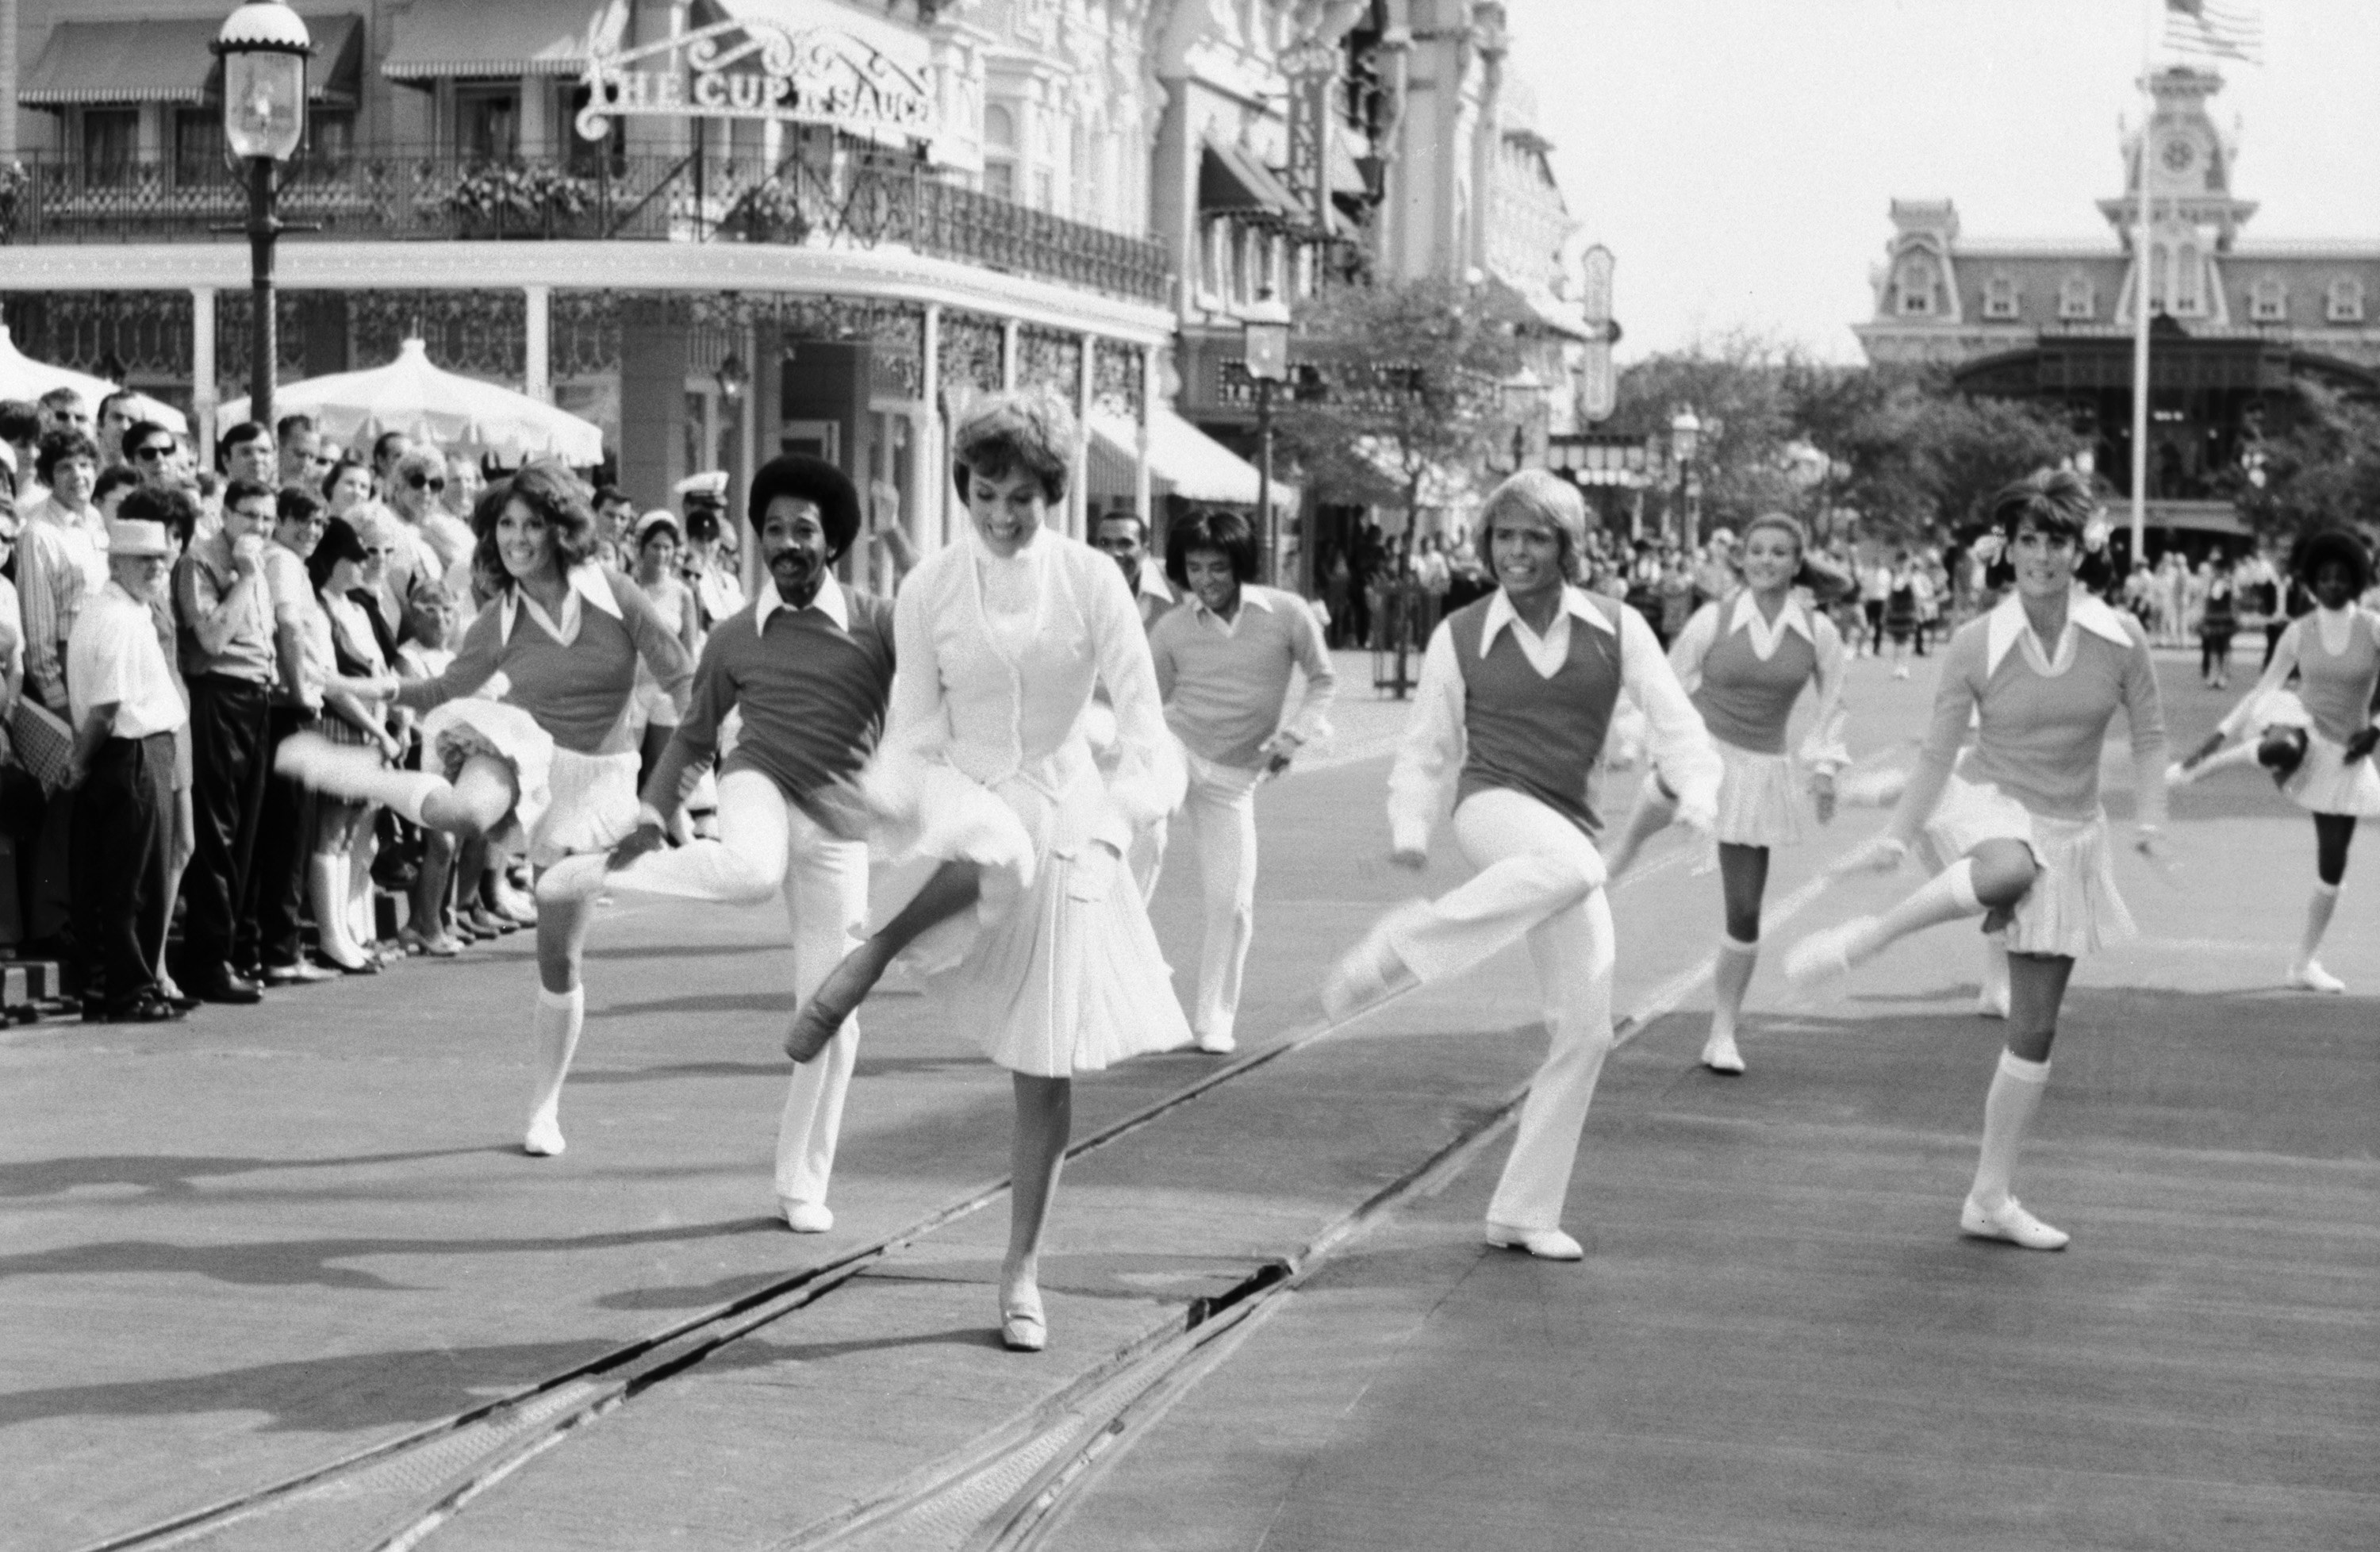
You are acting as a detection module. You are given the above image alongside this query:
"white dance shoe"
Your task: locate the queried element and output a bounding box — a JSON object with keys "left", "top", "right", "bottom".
{"left": 1700, "top": 1031, "right": 1745, "bottom": 1075}
{"left": 1195, "top": 1028, "right": 1237, "bottom": 1055}
{"left": 522, "top": 1114, "right": 566, "bottom": 1157}
{"left": 1321, "top": 908, "right": 1424, "bottom": 1028}
{"left": 779, "top": 1199, "right": 834, "bottom": 1233}
{"left": 272, "top": 729, "right": 384, "bottom": 800}
{"left": 1484, "top": 1224, "right": 1584, "bottom": 1262}
{"left": 1783, "top": 917, "right": 1877, "bottom": 992}
{"left": 1960, "top": 1195, "right": 2068, "bottom": 1251}
{"left": 2291, "top": 959, "right": 2347, "bottom": 994}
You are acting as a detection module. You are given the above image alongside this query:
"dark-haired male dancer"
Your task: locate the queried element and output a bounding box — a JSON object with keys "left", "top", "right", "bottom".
{"left": 568, "top": 455, "right": 897, "bottom": 1231}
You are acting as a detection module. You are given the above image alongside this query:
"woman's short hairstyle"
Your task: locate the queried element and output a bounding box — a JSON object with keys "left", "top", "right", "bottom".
{"left": 1165, "top": 505, "right": 1259, "bottom": 587}
{"left": 2290, "top": 526, "right": 2375, "bottom": 595}
{"left": 470, "top": 460, "right": 598, "bottom": 590}
{"left": 950, "top": 390, "right": 1077, "bottom": 506}
{"left": 321, "top": 455, "right": 371, "bottom": 502}
{"left": 749, "top": 453, "right": 862, "bottom": 559}
{"left": 307, "top": 515, "right": 370, "bottom": 592}
{"left": 93, "top": 465, "right": 143, "bottom": 507}
{"left": 1989, "top": 468, "right": 2095, "bottom": 546}
{"left": 1472, "top": 469, "right": 1591, "bottom": 581}
{"left": 1738, "top": 511, "right": 1806, "bottom": 559}
{"left": 635, "top": 509, "right": 682, "bottom": 551}
{"left": 34, "top": 428, "right": 101, "bottom": 484}
{"left": 118, "top": 484, "right": 202, "bottom": 548}
{"left": 275, "top": 486, "right": 323, "bottom": 527}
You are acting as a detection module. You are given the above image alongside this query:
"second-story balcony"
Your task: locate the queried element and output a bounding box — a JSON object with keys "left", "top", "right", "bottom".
{"left": 0, "top": 146, "right": 1173, "bottom": 307}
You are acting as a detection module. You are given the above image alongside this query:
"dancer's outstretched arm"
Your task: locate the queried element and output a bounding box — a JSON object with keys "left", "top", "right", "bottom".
{"left": 1801, "top": 613, "right": 1852, "bottom": 824}
{"left": 1385, "top": 621, "right": 1464, "bottom": 865}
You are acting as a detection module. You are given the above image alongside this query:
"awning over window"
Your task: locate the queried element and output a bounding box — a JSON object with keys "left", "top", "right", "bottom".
{"left": 384, "top": 0, "right": 593, "bottom": 80}
{"left": 1200, "top": 136, "right": 1302, "bottom": 225}
{"left": 22, "top": 13, "right": 363, "bottom": 106}
{"left": 1088, "top": 407, "right": 1298, "bottom": 510}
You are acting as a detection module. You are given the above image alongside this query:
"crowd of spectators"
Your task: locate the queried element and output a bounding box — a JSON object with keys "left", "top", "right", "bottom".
{"left": 0, "top": 386, "right": 750, "bottom": 1021}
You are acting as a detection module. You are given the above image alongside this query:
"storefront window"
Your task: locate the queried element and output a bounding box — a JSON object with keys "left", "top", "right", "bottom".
{"left": 82, "top": 108, "right": 140, "bottom": 184}
{"left": 174, "top": 109, "right": 225, "bottom": 185}
{"left": 456, "top": 86, "right": 520, "bottom": 163}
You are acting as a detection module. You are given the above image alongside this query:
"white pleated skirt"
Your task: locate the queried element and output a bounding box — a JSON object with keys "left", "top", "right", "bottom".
{"left": 1710, "top": 741, "right": 1808, "bottom": 849}
{"left": 1922, "top": 775, "right": 2136, "bottom": 959}
{"left": 422, "top": 698, "right": 641, "bottom": 866}
{"left": 2250, "top": 691, "right": 2380, "bottom": 816}
{"left": 877, "top": 756, "right": 1194, "bottom": 1078}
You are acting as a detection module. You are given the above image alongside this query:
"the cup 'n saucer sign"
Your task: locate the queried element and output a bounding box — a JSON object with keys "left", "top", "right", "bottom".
{"left": 574, "top": 0, "right": 939, "bottom": 150}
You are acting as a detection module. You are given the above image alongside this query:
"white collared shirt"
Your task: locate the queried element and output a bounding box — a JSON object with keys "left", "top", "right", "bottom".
{"left": 1389, "top": 584, "right": 1721, "bottom": 853}
{"left": 1983, "top": 587, "right": 2135, "bottom": 678}
{"left": 501, "top": 564, "right": 620, "bottom": 648}
{"left": 67, "top": 579, "right": 188, "bottom": 739}
{"left": 1187, "top": 582, "right": 1276, "bottom": 640}
{"left": 753, "top": 570, "right": 850, "bottom": 636}
{"left": 1668, "top": 589, "right": 1850, "bottom": 771}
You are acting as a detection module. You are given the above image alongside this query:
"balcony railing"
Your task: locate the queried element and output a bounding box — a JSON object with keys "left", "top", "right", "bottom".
{"left": 0, "top": 148, "right": 1173, "bottom": 306}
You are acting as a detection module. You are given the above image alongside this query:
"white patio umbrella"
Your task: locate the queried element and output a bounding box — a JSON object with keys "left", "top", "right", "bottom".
{"left": 219, "top": 339, "right": 605, "bottom": 466}
{"left": 0, "top": 324, "right": 119, "bottom": 408}
{"left": 113, "top": 390, "right": 190, "bottom": 436}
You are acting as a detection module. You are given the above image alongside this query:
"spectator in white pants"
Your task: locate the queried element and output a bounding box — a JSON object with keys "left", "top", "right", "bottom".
{"left": 586, "top": 455, "right": 896, "bottom": 1233}
{"left": 1147, "top": 507, "right": 1336, "bottom": 1052}
{"left": 1322, "top": 472, "right": 1719, "bottom": 1261}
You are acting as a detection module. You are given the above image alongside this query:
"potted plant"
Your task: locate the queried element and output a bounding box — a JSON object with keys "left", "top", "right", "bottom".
{"left": 727, "top": 179, "right": 808, "bottom": 244}
{"left": 443, "top": 163, "right": 597, "bottom": 237}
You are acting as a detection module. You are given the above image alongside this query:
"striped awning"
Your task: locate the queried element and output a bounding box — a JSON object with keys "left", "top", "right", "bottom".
{"left": 21, "top": 14, "right": 363, "bottom": 106}
{"left": 383, "top": 0, "right": 594, "bottom": 79}
{"left": 1087, "top": 407, "right": 1297, "bottom": 510}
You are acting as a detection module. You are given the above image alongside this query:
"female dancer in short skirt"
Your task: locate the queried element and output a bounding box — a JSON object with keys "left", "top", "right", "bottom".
{"left": 785, "top": 391, "right": 1191, "bottom": 1351}
{"left": 2172, "top": 528, "right": 2380, "bottom": 993}
{"left": 275, "top": 463, "right": 693, "bottom": 1156}
{"left": 1783, "top": 471, "right": 2168, "bottom": 1250}
{"left": 1627, "top": 513, "right": 1848, "bottom": 1074}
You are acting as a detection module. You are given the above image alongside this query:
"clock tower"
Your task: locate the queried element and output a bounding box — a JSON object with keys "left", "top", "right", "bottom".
{"left": 2100, "top": 67, "right": 2258, "bottom": 325}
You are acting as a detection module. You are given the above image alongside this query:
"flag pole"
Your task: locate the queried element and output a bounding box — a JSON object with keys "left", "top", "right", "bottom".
{"left": 2129, "top": 0, "right": 2158, "bottom": 563}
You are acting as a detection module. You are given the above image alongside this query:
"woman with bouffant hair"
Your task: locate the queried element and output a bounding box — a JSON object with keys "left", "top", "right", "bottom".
{"left": 274, "top": 459, "right": 693, "bottom": 1158}
{"left": 1784, "top": 469, "right": 2170, "bottom": 1252}
{"left": 785, "top": 389, "right": 1190, "bottom": 1352}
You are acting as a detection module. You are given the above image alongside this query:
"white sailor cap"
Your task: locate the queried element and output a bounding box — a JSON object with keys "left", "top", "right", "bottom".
{"left": 674, "top": 470, "right": 730, "bottom": 505}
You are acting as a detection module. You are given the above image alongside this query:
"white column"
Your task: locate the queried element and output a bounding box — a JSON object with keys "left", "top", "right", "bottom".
{"left": 190, "top": 287, "right": 219, "bottom": 467}
{"left": 919, "top": 303, "right": 944, "bottom": 551}
{"left": 1134, "top": 344, "right": 1155, "bottom": 528}
{"left": 1000, "top": 318, "right": 1019, "bottom": 391}
{"left": 1072, "top": 331, "right": 1094, "bottom": 540}
{"left": 523, "top": 286, "right": 552, "bottom": 401}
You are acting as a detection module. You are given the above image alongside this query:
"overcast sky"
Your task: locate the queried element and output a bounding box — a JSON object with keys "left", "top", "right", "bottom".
{"left": 1500, "top": 0, "right": 2380, "bottom": 364}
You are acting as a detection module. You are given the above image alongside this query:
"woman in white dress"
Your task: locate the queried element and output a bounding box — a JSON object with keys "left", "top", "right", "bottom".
{"left": 785, "top": 391, "right": 1191, "bottom": 1351}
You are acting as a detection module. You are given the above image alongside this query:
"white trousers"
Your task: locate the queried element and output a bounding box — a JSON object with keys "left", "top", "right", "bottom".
{"left": 1382, "top": 787, "right": 1616, "bottom": 1231}
{"left": 608, "top": 767, "right": 868, "bottom": 1205}
{"left": 1177, "top": 751, "right": 1265, "bottom": 1044}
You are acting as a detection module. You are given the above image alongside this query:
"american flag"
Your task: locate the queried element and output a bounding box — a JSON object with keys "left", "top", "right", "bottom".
{"left": 2164, "top": 0, "right": 2263, "bottom": 66}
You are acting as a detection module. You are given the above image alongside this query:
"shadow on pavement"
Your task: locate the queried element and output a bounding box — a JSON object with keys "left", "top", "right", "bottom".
{"left": 0, "top": 1147, "right": 504, "bottom": 1199}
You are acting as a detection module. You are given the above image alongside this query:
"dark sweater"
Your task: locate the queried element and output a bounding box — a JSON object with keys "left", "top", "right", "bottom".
{"left": 642, "top": 582, "right": 896, "bottom": 828}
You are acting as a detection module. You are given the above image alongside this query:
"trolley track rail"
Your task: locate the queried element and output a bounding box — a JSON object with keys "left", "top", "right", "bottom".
{"left": 71, "top": 839, "right": 1850, "bottom": 1552}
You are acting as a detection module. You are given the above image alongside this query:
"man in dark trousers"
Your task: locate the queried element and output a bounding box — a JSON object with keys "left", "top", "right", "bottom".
{"left": 173, "top": 477, "right": 280, "bottom": 1002}
{"left": 63, "top": 510, "right": 188, "bottom": 1023}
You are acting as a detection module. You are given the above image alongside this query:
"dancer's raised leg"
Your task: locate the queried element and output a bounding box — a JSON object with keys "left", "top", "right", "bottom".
{"left": 785, "top": 859, "right": 981, "bottom": 1062}
{"left": 1787, "top": 841, "right": 2036, "bottom": 988}
{"left": 1001, "top": 1073, "right": 1071, "bottom": 1350}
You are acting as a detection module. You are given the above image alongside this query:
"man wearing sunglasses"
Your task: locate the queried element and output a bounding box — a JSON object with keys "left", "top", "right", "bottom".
{"left": 125, "top": 422, "right": 181, "bottom": 490}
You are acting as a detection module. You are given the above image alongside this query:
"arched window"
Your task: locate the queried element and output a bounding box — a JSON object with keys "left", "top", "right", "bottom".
{"left": 2058, "top": 275, "right": 2096, "bottom": 321}
{"left": 983, "top": 102, "right": 1019, "bottom": 203}
{"left": 2174, "top": 244, "right": 2203, "bottom": 313}
{"left": 2328, "top": 277, "right": 2367, "bottom": 323}
{"left": 2248, "top": 277, "right": 2287, "bottom": 323}
{"left": 1896, "top": 255, "right": 1936, "bottom": 315}
{"left": 1983, "top": 275, "right": 2020, "bottom": 321}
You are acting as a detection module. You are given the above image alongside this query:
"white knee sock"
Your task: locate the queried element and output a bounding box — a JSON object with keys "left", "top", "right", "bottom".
{"left": 2295, "top": 882, "right": 2340, "bottom": 971}
{"left": 1853, "top": 858, "right": 1983, "bottom": 962}
{"left": 526, "top": 984, "right": 585, "bottom": 1153}
{"left": 1710, "top": 935, "right": 1758, "bottom": 1043}
{"left": 1969, "top": 1048, "right": 2049, "bottom": 1209}
{"left": 309, "top": 854, "right": 364, "bottom": 966}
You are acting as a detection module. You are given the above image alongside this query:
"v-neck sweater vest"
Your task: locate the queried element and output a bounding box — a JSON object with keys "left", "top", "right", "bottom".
{"left": 1693, "top": 620, "right": 1817, "bottom": 755}
{"left": 1446, "top": 593, "right": 1622, "bottom": 832}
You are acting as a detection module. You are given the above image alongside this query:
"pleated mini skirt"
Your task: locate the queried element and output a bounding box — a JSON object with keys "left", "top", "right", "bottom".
{"left": 2249, "top": 691, "right": 2380, "bottom": 817}
{"left": 1710, "top": 741, "right": 1809, "bottom": 850}
{"left": 421, "top": 698, "right": 639, "bottom": 866}
{"left": 1923, "top": 775, "right": 2135, "bottom": 959}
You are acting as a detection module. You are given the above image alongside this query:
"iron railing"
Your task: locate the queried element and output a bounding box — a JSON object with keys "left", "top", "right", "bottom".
{"left": 0, "top": 148, "right": 1173, "bottom": 305}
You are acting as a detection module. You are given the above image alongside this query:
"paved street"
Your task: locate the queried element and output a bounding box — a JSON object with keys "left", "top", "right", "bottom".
{"left": 3, "top": 648, "right": 2374, "bottom": 1551}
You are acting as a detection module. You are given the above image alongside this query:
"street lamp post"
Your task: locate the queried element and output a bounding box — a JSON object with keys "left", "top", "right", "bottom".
{"left": 1668, "top": 405, "right": 1701, "bottom": 547}
{"left": 214, "top": 1, "right": 311, "bottom": 432}
{"left": 1242, "top": 287, "right": 1292, "bottom": 585}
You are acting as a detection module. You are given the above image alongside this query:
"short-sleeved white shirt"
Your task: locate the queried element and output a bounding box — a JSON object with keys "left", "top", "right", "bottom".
{"left": 67, "top": 580, "right": 188, "bottom": 738}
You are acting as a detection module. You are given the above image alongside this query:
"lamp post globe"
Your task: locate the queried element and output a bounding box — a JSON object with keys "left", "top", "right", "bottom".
{"left": 1242, "top": 287, "right": 1293, "bottom": 585}
{"left": 1669, "top": 405, "right": 1701, "bottom": 546}
{"left": 214, "top": 0, "right": 313, "bottom": 435}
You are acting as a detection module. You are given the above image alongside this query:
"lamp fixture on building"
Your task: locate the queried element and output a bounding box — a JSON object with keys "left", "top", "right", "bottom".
{"left": 1242, "top": 286, "right": 1293, "bottom": 584}
{"left": 1669, "top": 405, "right": 1702, "bottom": 545}
{"left": 716, "top": 352, "right": 750, "bottom": 405}
{"left": 214, "top": 0, "right": 312, "bottom": 430}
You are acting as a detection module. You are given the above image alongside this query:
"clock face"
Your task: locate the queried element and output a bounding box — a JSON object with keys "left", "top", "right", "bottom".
{"left": 2161, "top": 137, "right": 2197, "bottom": 173}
